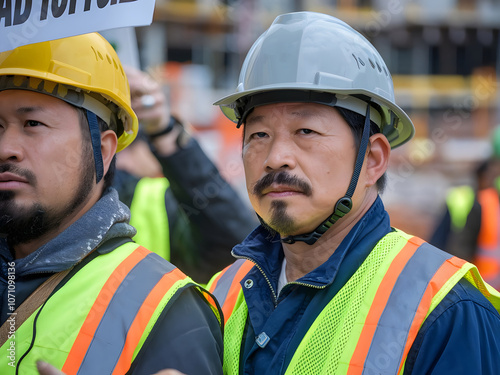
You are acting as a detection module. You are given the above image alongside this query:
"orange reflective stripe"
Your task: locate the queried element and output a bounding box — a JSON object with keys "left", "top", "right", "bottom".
{"left": 221, "top": 261, "right": 254, "bottom": 325}
{"left": 478, "top": 188, "right": 499, "bottom": 248}
{"left": 347, "top": 236, "right": 423, "bottom": 373}
{"left": 112, "top": 268, "right": 186, "bottom": 375}
{"left": 397, "top": 256, "right": 467, "bottom": 374}
{"left": 62, "top": 246, "right": 150, "bottom": 375}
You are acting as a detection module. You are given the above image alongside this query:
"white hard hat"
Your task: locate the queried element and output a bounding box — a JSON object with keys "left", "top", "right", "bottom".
{"left": 215, "top": 11, "right": 414, "bottom": 148}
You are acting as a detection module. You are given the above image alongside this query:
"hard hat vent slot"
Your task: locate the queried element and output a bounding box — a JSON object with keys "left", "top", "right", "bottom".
{"left": 351, "top": 53, "right": 360, "bottom": 69}
{"left": 90, "top": 46, "right": 98, "bottom": 61}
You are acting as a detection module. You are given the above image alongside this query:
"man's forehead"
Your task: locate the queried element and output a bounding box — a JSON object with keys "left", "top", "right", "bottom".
{"left": 248, "top": 102, "right": 333, "bottom": 117}
{"left": 246, "top": 102, "right": 336, "bottom": 123}
{"left": 0, "top": 88, "right": 62, "bottom": 103}
{"left": 0, "top": 89, "right": 77, "bottom": 116}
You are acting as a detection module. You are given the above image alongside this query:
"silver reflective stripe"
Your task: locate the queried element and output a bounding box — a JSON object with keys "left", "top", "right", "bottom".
{"left": 212, "top": 259, "right": 249, "bottom": 307}
{"left": 363, "top": 243, "right": 452, "bottom": 374}
{"left": 77, "top": 252, "right": 177, "bottom": 374}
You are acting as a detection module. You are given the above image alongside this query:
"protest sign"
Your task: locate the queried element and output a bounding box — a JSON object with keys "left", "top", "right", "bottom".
{"left": 0, "top": 0, "right": 155, "bottom": 52}
{"left": 100, "top": 27, "right": 140, "bottom": 69}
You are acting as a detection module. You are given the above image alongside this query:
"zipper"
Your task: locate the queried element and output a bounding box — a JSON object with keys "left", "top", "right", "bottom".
{"left": 233, "top": 255, "right": 330, "bottom": 307}
{"left": 234, "top": 255, "right": 279, "bottom": 307}
{"left": 276, "top": 280, "right": 328, "bottom": 302}
{"left": 286, "top": 281, "right": 327, "bottom": 290}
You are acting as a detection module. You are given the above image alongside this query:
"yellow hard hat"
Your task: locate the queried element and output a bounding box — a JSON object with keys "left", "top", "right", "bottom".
{"left": 0, "top": 33, "right": 138, "bottom": 152}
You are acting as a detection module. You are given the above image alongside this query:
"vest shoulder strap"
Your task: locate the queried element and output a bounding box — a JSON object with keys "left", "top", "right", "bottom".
{"left": 0, "top": 268, "right": 71, "bottom": 347}
{"left": 209, "top": 259, "right": 254, "bottom": 325}
{"left": 62, "top": 244, "right": 191, "bottom": 374}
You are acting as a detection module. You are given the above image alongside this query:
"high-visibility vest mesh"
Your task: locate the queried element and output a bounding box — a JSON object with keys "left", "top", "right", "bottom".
{"left": 223, "top": 292, "right": 248, "bottom": 375}
{"left": 285, "top": 231, "right": 407, "bottom": 374}
{"left": 218, "top": 229, "right": 500, "bottom": 375}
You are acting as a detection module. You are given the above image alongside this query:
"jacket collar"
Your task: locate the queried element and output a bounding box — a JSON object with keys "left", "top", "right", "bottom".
{"left": 0, "top": 188, "right": 136, "bottom": 277}
{"left": 232, "top": 196, "right": 391, "bottom": 288}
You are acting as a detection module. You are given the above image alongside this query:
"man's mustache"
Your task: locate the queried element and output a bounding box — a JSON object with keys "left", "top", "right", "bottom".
{"left": 0, "top": 164, "right": 36, "bottom": 185}
{"left": 253, "top": 171, "right": 312, "bottom": 196}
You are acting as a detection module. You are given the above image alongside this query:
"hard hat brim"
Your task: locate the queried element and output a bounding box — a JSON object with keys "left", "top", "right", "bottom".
{"left": 215, "top": 85, "right": 414, "bottom": 149}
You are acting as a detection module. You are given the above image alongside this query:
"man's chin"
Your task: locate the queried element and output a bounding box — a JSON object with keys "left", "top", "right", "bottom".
{"left": 0, "top": 201, "right": 48, "bottom": 246}
{"left": 261, "top": 219, "right": 297, "bottom": 237}
{"left": 268, "top": 218, "right": 326, "bottom": 237}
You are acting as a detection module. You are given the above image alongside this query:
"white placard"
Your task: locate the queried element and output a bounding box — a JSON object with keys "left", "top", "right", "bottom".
{"left": 100, "top": 27, "right": 140, "bottom": 69}
{"left": 0, "top": 0, "right": 155, "bottom": 53}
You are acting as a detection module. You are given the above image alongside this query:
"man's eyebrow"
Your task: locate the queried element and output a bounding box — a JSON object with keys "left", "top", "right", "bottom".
{"left": 289, "top": 109, "right": 317, "bottom": 119}
{"left": 245, "top": 114, "right": 264, "bottom": 126}
{"left": 246, "top": 109, "right": 317, "bottom": 124}
{"left": 16, "top": 106, "right": 44, "bottom": 114}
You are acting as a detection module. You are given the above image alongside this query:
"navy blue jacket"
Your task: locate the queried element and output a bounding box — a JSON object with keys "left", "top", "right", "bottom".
{"left": 231, "top": 197, "right": 500, "bottom": 374}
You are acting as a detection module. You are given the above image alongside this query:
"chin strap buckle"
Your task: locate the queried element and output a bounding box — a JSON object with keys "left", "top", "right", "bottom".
{"left": 317, "top": 196, "right": 353, "bottom": 235}
{"left": 281, "top": 196, "right": 353, "bottom": 246}
{"left": 332, "top": 197, "right": 353, "bottom": 221}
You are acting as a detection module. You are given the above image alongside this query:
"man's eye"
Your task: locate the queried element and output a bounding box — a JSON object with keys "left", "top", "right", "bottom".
{"left": 251, "top": 132, "right": 268, "bottom": 139}
{"left": 299, "top": 128, "right": 314, "bottom": 134}
{"left": 26, "top": 120, "right": 42, "bottom": 127}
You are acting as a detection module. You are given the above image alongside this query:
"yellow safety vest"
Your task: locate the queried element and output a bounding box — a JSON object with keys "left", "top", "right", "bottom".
{"left": 445, "top": 185, "right": 475, "bottom": 231}
{"left": 130, "top": 177, "right": 170, "bottom": 260}
{"left": 0, "top": 242, "right": 218, "bottom": 374}
{"left": 210, "top": 229, "right": 500, "bottom": 375}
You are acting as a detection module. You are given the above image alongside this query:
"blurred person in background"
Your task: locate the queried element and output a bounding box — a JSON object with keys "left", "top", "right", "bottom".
{"left": 430, "top": 128, "right": 500, "bottom": 289}
{"left": 114, "top": 66, "right": 258, "bottom": 284}
{"left": 208, "top": 11, "right": 500, "bottom": 374}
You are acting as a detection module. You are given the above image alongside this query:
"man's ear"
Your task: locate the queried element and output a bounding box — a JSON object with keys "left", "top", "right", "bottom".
{"left": 365, "top": 133, "right": 391, "bottom": 187}
{"left": 100, "top": 130, "right": 118, "bottom": 176}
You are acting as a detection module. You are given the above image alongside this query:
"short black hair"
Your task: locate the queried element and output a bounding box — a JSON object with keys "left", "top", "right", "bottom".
{"left": 335, "top": 106, "right": 388, "bottom": 194}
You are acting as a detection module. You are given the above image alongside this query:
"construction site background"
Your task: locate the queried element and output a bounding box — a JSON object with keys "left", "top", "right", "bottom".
{"left": 130, "top": 0, "right": 500, "bottom": 242}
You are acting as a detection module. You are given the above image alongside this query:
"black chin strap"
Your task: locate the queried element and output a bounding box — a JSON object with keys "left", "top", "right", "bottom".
{"left": 86, "top": 110, "right": 104, "bottom": 184}
{"left": 281, "top": 105, "right": 372, "bottom": 245}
